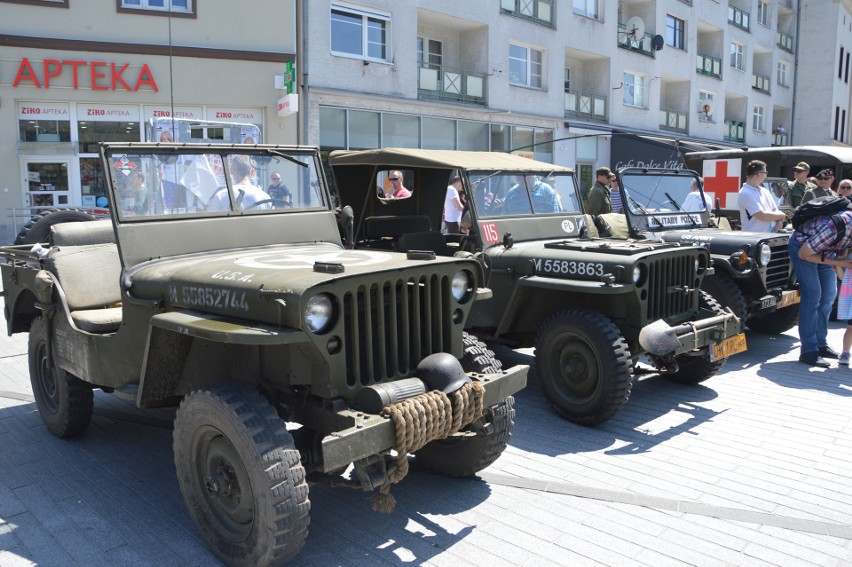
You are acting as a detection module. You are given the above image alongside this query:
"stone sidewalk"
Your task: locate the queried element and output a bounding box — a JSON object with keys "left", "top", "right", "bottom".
{"left": 1, "top": 321, "right": 851, "bottom": 566}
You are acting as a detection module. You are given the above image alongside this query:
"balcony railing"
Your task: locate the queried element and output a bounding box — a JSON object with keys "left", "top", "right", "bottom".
{"left": 564, "top": 90, "right": 607, "bottom": 121}
{"left": 696, "top": 53, "right": 722, "bottom": 79}
{"left": 777, "top": 31, "right": 794, "bottom": 53}
{"left": 500, "top": 0, "right": 554, "bottom": 27}
{"left": 617, "top": 24, "right": 656, "bottom": 58}
{"left": 752, "top": 73, "right": 771, "bottom": 94}
{"left": 728, "top": 5, "right": 750, "bottom": 31}
{"left": 772, "top": 131, "right": 789, "bottom": 146}
{"left": 660, "top": 108, "right": 688, "bottom": 133}
{"left": 724, "top": 120, "right": 746, "bottom": 143}
{"left": 418, "top": 65, "right": 487, "bottom": 106}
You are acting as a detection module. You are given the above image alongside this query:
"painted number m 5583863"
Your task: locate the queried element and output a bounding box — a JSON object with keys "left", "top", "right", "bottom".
{"left": 533, "top": 258, "right": 604, "bottom": 277}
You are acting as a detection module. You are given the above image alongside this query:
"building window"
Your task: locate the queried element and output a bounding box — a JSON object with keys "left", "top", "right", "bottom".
{"left": 757, "top": 1, "right": 769, "bottom": 27}
{"left": 118, "top": 0, "right": 194, "bottom": 15}
{"left": 17, "top": 101, "right": 71, "bottom": 143}
{"left": 331, "top": 3, "right": 389, "bottom": 62}
{"left": 777, "top": 61, "right": 789, "bottom": 87}
{"left": 509, "top": 43, "right": 543, "bottom": 88}
{"left": 500, "top": 0, "right": 554, "bottom": 26}
{"left": 572, "top": 0, "right": 598, "bottom": 19}
{"left": 417, "top": 37, "right": 443, "bottom": 69}
{"left": 564, "top": 68, "right": 571, "bottom": 91}
{"left": 699, "top": 91, "right": 715, "bottom": 121}
{"left": 752, "top": 105, "right": 765, "bottom": 132}
{"left": 730, "top": 42, "right": 744, "bottom": 71}
{"left": 665, "top": 15, "right": 685, "bottom": 50}
{"left": 623, "top": 72, "right": 646, "bottom": 108}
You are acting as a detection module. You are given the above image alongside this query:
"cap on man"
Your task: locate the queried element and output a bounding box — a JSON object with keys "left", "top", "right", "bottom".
{"left": 787, "top": 161, "right": 814, "bottom": 208}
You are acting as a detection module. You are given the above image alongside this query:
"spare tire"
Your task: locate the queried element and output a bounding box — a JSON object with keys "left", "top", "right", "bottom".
{"left": 14, "top": 209, "right": 100, "bottom": 245}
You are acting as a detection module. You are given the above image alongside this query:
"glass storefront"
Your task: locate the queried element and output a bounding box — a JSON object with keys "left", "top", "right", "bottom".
{"left": 16, "top": 101, "right": 263, "bottom": 212}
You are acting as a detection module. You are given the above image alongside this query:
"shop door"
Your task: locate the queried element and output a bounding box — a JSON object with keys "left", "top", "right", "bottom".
{"left": 22, "top": 159, "right": 75, "bottom": 211}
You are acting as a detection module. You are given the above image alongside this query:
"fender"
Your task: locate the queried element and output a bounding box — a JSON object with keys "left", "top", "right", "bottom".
{"left": 138, "top": 310, "right": 310, "bottom": 407}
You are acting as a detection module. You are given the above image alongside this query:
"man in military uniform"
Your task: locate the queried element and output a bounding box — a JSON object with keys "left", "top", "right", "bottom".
{"left": 786, "top": 161, "right": 815, "bottom": 207}
{"left": 801, "top": 168, "right": 837, "bottom": 204}
{"left": 587, "top": 166, "right": 613, "bottom": 215}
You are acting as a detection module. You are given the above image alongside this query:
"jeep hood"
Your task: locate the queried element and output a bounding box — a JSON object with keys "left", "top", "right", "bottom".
{"left": 655, "top": 229, "right": 789, "bottom": 252}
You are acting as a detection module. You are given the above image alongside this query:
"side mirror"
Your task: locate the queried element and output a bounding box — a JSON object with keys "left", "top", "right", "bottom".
{"left": 338, "top": 205, "right": 355, "bottom": 248}
{"left": 339, "top": 205, "right": 354, "bottom": 230}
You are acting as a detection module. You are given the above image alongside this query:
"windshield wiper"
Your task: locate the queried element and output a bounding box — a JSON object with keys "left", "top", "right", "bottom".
{"left": 628, "top": 195, "right": 667, "bottom": 230}
{"left": 269, "top": 150, "right": 309, "bottom": 168}
{"left": 665, "top": 192, "right": 698, "bottom": 226}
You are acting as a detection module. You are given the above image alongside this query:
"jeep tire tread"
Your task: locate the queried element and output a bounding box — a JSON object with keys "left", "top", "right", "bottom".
{"left": 173, "top": 383, "right": 310, "bottom": 567}
{"left": 14, "top": 208, "right": 99, "bottom": 245}
{"left": 534, "top": 309, "right": 633, "bottom": 426}
{"left": 666, "top": 291, "right": 728, "bottom": 385}
{"left": 414, "top": 333, "right": 514, "bottom": 477}
{"left": 701, "top": 273, "right": 748, "bottom": 324}
{"left": 28, "top": 317, "right": 93, "bottom": 438}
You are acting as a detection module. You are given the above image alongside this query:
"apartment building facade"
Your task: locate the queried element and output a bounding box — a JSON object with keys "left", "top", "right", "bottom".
{"left": 301, "top": 0, "right": 800, "bottom": 188}
{"left": 0, "top": 0, "right": 297, "bottom": 243}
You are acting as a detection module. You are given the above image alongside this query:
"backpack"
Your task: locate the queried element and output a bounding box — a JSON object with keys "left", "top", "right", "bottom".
{"left": 791, "top": 195, "right": 852, "bottom": 246}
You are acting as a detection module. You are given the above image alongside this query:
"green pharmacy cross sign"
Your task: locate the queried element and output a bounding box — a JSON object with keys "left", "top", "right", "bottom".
{"left": 284, "top": 61, "right": 296, "bottom": 94}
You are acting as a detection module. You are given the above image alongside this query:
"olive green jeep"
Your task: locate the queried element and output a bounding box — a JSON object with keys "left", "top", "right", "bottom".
{"left": 0, "top": 143, "right": 526, "bottom": 566}
{"left": 329, "top": 148, "right": 744, "bottom": 427}
{"left": 602, "top": 167, "right": 799, "bottom": 333}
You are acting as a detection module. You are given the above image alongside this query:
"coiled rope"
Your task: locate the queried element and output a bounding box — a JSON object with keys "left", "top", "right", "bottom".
{"left": 371, "top": 381, "right": 485, "bottom": 513}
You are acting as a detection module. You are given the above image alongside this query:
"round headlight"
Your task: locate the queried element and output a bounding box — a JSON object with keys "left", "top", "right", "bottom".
{"left": 758, "top": 243, "right": 772, "bottom": 267}
{"left": 451, "top": 270, "right": 471, "bottom": 302}
{"left": 304, "top": 294, "right": 334, "bottom": 333}
{"left": 633, "top": 265, "right": 645, "bottom": 286}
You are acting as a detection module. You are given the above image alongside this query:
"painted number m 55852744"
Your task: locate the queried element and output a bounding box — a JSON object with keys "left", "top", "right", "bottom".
{"left": 533, "top": 258, "right": 604, "bottom": 277}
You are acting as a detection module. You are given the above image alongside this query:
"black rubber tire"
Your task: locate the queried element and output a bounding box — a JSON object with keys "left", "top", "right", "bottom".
{"left": 15, "top": 209, "right": 99, "bottom": 245}
{"left": 534, "top": 309, "right": 633, "bottom": 425}
{"left": 414, "top": 333, "right": 514, "bottom": 477}
{"left": 666, "top": 291, "right": 728, "bottom": 385}
{"left": 746, "top": 303, "right": 800, "bottom": 334}
{"left": 28, "top": 317, "right": 93, "bottom": 438}
{"left": 701, "top": 273, "right": 748, "bottom": 324}
{"left": 173, "top": 383, "right": 310, "bottom": 567}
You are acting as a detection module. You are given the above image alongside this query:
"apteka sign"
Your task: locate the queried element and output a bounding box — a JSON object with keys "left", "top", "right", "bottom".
{"left": 12, "top": 57, "right": 158, "bottom": 92}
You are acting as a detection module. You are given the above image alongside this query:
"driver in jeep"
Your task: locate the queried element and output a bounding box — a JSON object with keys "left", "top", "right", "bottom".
{"left": 208, "top": 154, "right": 272, "bottom": 210}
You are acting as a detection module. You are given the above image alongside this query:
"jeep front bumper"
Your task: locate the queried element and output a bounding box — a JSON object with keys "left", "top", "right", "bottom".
{"left": 313, "top": 364, "right": 528, "bottom": 473}
{"left": 638, "top": 309, "right": 743, "bottom": 359}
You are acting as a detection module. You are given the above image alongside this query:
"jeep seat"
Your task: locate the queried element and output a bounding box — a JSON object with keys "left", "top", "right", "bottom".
{"left": 45, "top": 242, "right": 123, "bottom": 333}
{"left": 51, "top": 220, "right": 115, "bottom": 246}
{"left": 397, "top": 231, "right": 449, "bottom": 256}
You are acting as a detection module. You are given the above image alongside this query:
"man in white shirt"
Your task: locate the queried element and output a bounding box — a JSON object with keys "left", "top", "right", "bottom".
{"left": 738, "top": 160, "right": 786, "bottom": 232}
{"left": 682, "top": 177, "right": 713, "bottom": 212}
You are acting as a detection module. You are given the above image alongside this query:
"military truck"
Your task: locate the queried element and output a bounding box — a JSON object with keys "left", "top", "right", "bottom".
{"left": 0, "top": 143, "right": 527, "bottom": 566}
{"left": 329, "top": 149, "right": 744, "bottom": 426}
{"left": 596, "top": 167, "right": 799, "bottom": 333}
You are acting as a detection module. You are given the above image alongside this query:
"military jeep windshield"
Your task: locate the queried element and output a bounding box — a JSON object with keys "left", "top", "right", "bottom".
{"left": 106, "top": 145, "right": 326, "bottom": 221}
{"left": 619, "top": 168, "right": 707, "bottom": 232}
{"left": 472, "top": 171, "right": 582, "bottom": 217}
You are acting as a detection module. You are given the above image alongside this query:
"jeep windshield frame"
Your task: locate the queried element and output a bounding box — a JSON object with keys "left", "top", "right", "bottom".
{"left": 100, "top": 143, "right": 342, "bottom": 268}
{"left": 619, "top": 167, "right": 709, "bottom": 234}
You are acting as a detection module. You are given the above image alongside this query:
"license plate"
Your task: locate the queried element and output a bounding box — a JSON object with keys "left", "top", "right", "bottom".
{"left": 711, "top": 333, "right": 748, "bottom": 361}
{"left": 778, "top": 290, "right": 800, "bottom": 308}
{"left": 760, "top": 296, "right": 777, "bottom": 309}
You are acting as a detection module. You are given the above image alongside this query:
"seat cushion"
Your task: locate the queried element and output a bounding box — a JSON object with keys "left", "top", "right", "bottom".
{"left": 70, "top": 307, "right": 123, "bottom": 333}
{"left": 46, "top": 243, "right": 122, "bottom": 311}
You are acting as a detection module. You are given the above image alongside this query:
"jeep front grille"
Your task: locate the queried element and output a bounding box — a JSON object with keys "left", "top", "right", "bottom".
{"left": 343, "top": 274, "right": 452, "bottom": 386}
{"left": 765, "top": 241, "right": 792, "bottom": 288}
{"left": 645, "top": 254, "right": 697, "bottom": 321}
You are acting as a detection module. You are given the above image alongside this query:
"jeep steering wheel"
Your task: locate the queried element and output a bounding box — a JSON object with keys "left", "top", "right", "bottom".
{"left": 244, "top": 198, "right": 291, "bottom": 210}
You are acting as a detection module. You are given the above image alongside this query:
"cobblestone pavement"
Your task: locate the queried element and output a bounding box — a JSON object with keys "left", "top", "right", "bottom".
{"left": 1, "top": 317, "right": 851, "bottom": 566}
